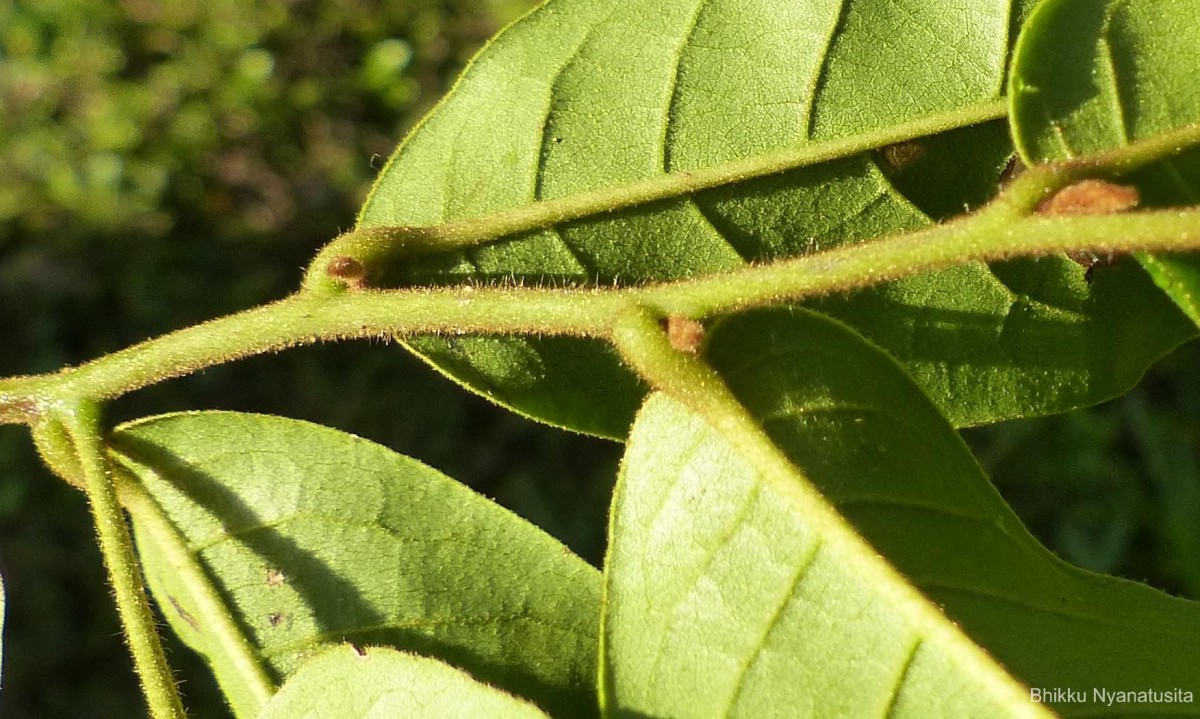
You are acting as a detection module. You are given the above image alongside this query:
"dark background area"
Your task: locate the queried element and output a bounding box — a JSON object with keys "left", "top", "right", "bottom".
{"left": 0, "top": 1, "right": 1197, "bottom": 717}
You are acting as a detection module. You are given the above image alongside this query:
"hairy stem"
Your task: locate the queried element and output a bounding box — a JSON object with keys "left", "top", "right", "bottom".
{"left": 999, "top": 122, "right": 1200, "bottom": 214}
{"left": 113, "top": 470, "right": 278, "bottom": 713}
{"left": 303, "top": 100, "right": 1009, "bottom": 291}
{"left": 0, "top": 288, "right": 625, "bottom": 420}
{"left": 60, "top": 403, "right": 187, "bottom": 719}
{"left": 2, "top": 206, "right": 1200, "bottom": 425}
{"left": 635, "top": 207, "right": 1200, "bottom": 316}
{"left": 3, "top": 120, "right": 1200, "bottom": 425}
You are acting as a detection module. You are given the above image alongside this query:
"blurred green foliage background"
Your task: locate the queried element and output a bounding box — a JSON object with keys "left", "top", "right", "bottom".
{"left": 0, "top": 1, "right": 1196, "bottom": 717}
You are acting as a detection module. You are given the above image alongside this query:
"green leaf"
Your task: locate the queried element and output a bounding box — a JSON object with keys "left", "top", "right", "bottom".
{"left": 363, "top": 0, "right": 1188, "bottom": 434}
{"left": 110, "top": 412, "right": 600, "bottom": 719}
{"left": 811, "top": 253, "right": 1195, "bottom": 427}
{"left": 259, "top": 645, "right": 551, "bottom": 719}
{"left": 403, "top": 334, "right": 644, "bottom": 439}
{"left": 1138, "top": 254, "right": 1200, "bottom": 327}
{"left": 1009, "top": 0, "right": 1200, "bottom": 327}
{"left": 707, "top": 309, "right": 1200, "bottom": 713}
{"left": 876, "top": 120, "right": 1015, "bottom": 222}
{"left": 605, "top": 394, "right": 1042, "bottom": 718}
{"left": 604, "top": 307, "right": 1200, "bottom": 716}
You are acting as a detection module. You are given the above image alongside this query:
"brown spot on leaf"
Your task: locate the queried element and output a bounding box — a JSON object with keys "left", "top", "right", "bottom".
{"left": 1068, "top": 250, "right": 1118, "bottom": 283}
{"left": 168, "top": 596, "right": 200, "bottom": 630}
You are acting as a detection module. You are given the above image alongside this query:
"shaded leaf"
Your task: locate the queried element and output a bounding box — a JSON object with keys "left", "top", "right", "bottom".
{"left": 359, "top": 0, "right": 1004, "bottom": 430}
{"left": 604, "top": 306, "right": 1200, "bottom": 716}
{"left": 810, "top": 254, "right": 1194, "bottom": 426}
{"left": 363, "top": 0, "right": 1188, "bottom": 434}
{"left": 876, "top": 120, "right": 1014, "bottom": 221}
{"left": 403, "top": 334, "right": 643, "bottom": 439}
{"left": 1009, "top": 0, "right": 1200, "bottom": 326}
{"left": 111, "top": 412, "right": 600, "bottom": 719}
{"left": 259, "top": 645, "right": 551, "bottom": 719}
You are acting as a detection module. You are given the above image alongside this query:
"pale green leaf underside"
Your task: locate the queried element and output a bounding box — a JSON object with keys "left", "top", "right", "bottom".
{"left": 1010, "top": 0, "right": 1200, "bottom": 327}
{"left": 1139, "top": 253, "right": 1200, "bottom": 327}
{"left": 606, "top": 393, "right": 1045, "bottom": 719}
{"left": 607, "top": 307, "right": 1200, "bottom": 716}
{"left": 259, "top": 645, "right": 550, "bottom": 719}
{"left": 111, "top": 412, "right": 600, "bottom": 719}
{"left": 360, "top": 0, "right": 1190, "bottom": 437}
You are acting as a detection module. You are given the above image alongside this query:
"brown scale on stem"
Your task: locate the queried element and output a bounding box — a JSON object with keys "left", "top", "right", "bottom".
{"left": 1038, "top": 178, "right": 1140, "bottom": 217}
{"left": 326, "top": 256, "right": 367, "bottom": 289}
{"left": 666, "top": 315, "right": 705, "bottom": 355}
{"left": 1038, "top": 178, "right": 1141, "bottom": 273}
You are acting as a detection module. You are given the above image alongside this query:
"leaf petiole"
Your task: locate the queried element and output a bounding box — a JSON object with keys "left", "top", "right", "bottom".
{"left": 55, "top": 403, "right": 187, "bottom": 719}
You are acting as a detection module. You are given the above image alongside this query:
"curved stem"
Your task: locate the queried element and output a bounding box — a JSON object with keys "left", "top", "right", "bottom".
{"left": 0, "top": 289, "right": 627, "bottom": 420}
{"left": 60, "top": 403, "right": 187, "bottom": 719}
{"left": 999, "top": 121, "right": 1200, "bottom": 214}
{"left": 3, "top": 206, "right": 1200, "bottom": 424}
{"left": 4, "top": 118, "right": 1200, "bottom": 425}
{"left": 303, "top": 100, "right": 1009, "bottom": 290}
{"left": 634, "top": 207, "right": 1200, "bottom": 316}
